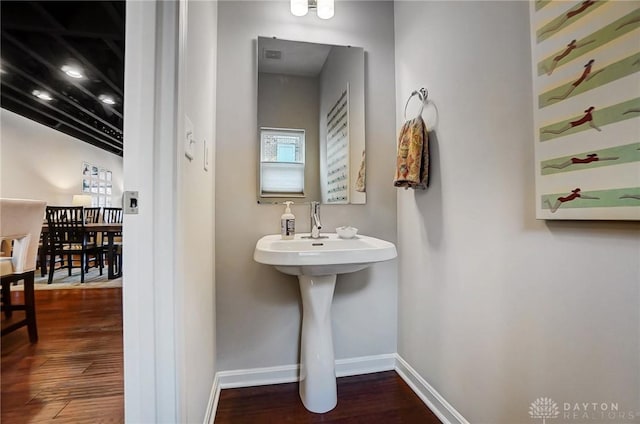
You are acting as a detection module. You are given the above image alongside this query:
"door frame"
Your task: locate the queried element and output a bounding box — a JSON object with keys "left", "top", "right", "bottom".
{"left": 122, "top": 1, "right": 184, "bottom": 421}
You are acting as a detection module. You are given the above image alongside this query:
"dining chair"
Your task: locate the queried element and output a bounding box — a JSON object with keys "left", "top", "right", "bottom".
{"left": 1, "top": 198, "right": 47, "bottom": 342}
{"left": 83, "top": 206, "right": 102, "bottom": 264}
{"left": 102, "top": 207, "right": 123, "bottom": 276}
{"left": 37, "top": 230, "right": 66, "bottom": 277}
{"left": 102, "top": 207, "right": 123, "bottom": 226}
{"left": 84, "top": 207, "right": 101, "bottom": 224}
{"left": 45, "top": 206, "right": 103, "bottom": 284}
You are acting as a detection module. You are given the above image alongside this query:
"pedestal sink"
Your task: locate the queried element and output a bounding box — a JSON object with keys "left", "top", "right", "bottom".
{"left": 254, "top": 233, "right": 397, "bottom": 413}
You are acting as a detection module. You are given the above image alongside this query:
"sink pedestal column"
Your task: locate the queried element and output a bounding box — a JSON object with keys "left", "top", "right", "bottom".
{"left": 298, "top": 274, "right": 337, "bottom": 413}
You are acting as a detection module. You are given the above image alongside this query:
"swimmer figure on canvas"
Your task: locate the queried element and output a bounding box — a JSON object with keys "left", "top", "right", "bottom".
{"left": 539, "top": 0, "right": 597, "bottom": 39}
{"left": 542, "top": 106, "right": 601, "bottom": 135}
{"left": 544, "top": 188, "right": 599, "bottom": 213}
{"left": 542, "top": 153, "right": 618, "bottom": 170}
{"left": 544, "top": 39, "right": 595, "bottom": 75}
{"left": 547, "top": 59, "right": 603, "bottom": 102}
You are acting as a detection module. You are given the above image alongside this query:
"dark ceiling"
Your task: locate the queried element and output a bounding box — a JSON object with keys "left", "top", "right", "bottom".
{"left": 1, "top": 1, "right": 125, "bottom": 156}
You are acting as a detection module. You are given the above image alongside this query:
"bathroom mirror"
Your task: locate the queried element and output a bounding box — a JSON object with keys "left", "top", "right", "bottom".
{"left": 256, "top": 37, "right": 366, "bottom": 204}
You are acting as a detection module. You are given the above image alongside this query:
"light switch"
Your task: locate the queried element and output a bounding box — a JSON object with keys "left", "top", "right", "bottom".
{"left": 123, "top": 191, "right": 139, "bottom": 214}
{"left": 185, "top": 115, "right": 195, "bottom": 160}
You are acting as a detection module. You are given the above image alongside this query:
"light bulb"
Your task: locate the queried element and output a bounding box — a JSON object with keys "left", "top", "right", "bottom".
{"left": 61, "top": 64, "right": 84, "bottom": 79}
{"left": 316, "top": 0, "right": 334, "bottom": 19}
{"left": 99, "top": 94, "right": 116, "bottom": 105}
{"left": 32, "top": 90, "right": 53, "bottom": 101}
{"left": 291, "top": 0, "right": 308, "bottom": 16}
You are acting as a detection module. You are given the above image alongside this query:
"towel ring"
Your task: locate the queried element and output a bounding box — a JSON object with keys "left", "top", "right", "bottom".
{"left": 403, "top": 88, "right": 428, "bottom": 120}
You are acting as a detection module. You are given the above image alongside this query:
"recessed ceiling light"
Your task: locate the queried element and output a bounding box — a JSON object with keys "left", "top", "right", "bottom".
{"left": 61, "top": 64, "right": 84, "bottom": 79}
{"left": 32, "top": 90, "right": 53, "bottom": 101}
{"left": 99, "top": 94, "right": 116, "bottom": 105}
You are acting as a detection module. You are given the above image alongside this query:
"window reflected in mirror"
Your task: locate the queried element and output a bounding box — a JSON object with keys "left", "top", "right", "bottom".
{"left": 260, "top": 128, "right": 306, "bottom": 197}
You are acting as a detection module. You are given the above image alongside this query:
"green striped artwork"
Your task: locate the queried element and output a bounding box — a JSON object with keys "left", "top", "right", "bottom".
{"left": 537, "top": 8, "right": 640, "bottom": 76}
{"left": 539, "top": 53, "right": 640, "bottom": 108}
{"left": 535, "top": 0, "right": 552, "bottom": 12}
{"left": 531, "top": 1, "right": 639, "bottom": 220}
{"left": 537, "top": 0, "right": 606, "bottom": 43}
{"left": 539, "top": 97, "right": 640, "bottom": 142}
{"left": 540, "top": 142, "right": 640, "bottom": 175}
{"left": 541, "top": 187, "right": 640, "bottom": 211}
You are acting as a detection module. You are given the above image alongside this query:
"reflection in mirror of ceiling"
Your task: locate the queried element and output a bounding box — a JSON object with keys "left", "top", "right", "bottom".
{"left": 258, "top": 37, "right": 332, "bottom": 77}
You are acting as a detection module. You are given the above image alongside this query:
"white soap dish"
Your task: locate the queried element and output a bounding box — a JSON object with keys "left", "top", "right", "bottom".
{"left": 336, "top": 226, "right": 358, "bottom": 239}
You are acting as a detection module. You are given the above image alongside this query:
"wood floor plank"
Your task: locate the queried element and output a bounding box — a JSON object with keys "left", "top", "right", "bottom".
{"left": 55, "top": 394, "right": 124, "bottom": 421}
{"left": 0, "top": 400, "right": 69, "bottom": 423}
{"left": 215, "top": 371, "right": 442, "bottom": 424}
{"left": 1, "top": 288, "right": 123, "bottom": 424}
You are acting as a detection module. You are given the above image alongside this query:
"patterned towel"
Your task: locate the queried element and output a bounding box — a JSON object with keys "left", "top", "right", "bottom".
{"left": 393, "top": 116, "right": 429, "bottom": 189}
{"left": 355, "top": 150, "right": 366, "bottom": 192}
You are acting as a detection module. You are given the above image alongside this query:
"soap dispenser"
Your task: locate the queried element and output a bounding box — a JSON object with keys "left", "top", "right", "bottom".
{"left": 281, "top": 201, "right": 295, "bottom": 240}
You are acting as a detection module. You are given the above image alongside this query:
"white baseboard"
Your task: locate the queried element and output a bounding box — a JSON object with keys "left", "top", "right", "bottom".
{"left": 336, "top": 353, "right": 396, "bottom": 377}
{"left": 216, "top": 363, "right": 300, "bottom": 389}
{"left": 213, "top": 353, "right": 396, "bottom": 390}
{"left": 203, "top": 373, "right": 220, "bottom": 424}
{"left": 203, "top": 353, "right": 467, "bottom": 424}
{"left": 394, "top": 354, "right": 469, "bottom": 424}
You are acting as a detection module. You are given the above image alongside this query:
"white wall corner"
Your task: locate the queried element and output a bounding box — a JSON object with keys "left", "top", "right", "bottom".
{"left": 394, "top": 354, "right": 470, "bottom": 424}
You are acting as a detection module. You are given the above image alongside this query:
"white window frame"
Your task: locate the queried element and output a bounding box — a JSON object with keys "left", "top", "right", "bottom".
{"left": 260, "top": 127, "right": 306, "bottom": 197}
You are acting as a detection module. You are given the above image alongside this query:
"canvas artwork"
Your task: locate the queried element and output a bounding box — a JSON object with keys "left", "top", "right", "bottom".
{"left": 530, "top": 0, "right": 640, "bottom": 220}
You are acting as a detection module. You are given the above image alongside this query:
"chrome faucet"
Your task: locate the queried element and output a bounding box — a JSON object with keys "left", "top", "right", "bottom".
{"left": 310, "top": 201, "right": 322, "bottom": 239}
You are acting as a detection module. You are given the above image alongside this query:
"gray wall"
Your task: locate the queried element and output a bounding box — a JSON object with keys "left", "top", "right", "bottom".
{"left": 258, "top": 72, "right": 320, "bottom": 202}
{"left": 216, "top": 1, "right": 397, "bottom": 371}
{"left": 394, "top": 1, "right": 640, "bottom": 423}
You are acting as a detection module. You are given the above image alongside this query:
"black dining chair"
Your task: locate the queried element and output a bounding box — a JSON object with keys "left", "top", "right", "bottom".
{"left": 84, "top": 207, "right": 101, "bottom": 224}
{"left": 102, "top": 207, "right": 123, "bottom": 226}
{"left": 83, "top": 207, "right": 102, "bottom": 266}
{"left": 37, "top": 230, "right": 67, "bottom": 277}
{"left": 45, "top": 206, "right": 103, "bottom": 284}
{"left": 102, "top": 207, "right": 123, "bottom": 276}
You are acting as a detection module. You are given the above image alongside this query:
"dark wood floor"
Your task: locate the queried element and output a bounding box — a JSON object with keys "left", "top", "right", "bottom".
{"left": 1, "top": 288, "right": 123, "bottom": 423}
{"left": 215, "top": 370, "right": 442, "bottom": 423}
{"left": 3, "top": 289, "right": 440, "bottom": 423}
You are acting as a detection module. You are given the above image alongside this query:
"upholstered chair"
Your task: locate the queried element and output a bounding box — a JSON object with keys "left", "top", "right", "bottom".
{"left": 0, "top": 198, "right": 47, "bottom": 342}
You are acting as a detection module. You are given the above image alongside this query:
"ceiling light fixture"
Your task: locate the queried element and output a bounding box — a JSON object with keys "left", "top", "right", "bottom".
{"left": 32, "top": 90, "right": 53, "bottom": 101}
{"left": 99, "top": 94, "right": 116, "bottom": 105}
{"left": 61, "top": 64, "right": 84, "bottom": 79}
{"left": 291, "top": 0, "right": 334, "bottom": 19}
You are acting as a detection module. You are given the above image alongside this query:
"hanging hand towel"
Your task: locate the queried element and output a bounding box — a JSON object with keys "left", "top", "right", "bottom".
{"left": 355, "top": 150, "right": 366, "bottom": 192}
{"left": 393, "top": 116, "right": 429, "bottom": 189}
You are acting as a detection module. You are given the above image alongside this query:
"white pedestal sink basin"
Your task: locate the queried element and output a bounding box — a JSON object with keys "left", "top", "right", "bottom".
{"left": 254, "top": 233, "right": 397, "bottom": 413}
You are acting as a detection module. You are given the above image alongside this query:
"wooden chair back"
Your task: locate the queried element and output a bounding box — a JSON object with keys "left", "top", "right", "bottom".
{"left": 102, "top": 207, "right": 123, "bottom": 224}
{"left": 84, "top": 207, "right": 101, "bottom": 224}
{"left": 45, "top": 206, "right": 87, "bottom": 247}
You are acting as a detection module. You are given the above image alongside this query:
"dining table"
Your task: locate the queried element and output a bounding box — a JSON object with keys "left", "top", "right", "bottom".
{"left": 40, "top": 222, "right": 123, "bottom": 280}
